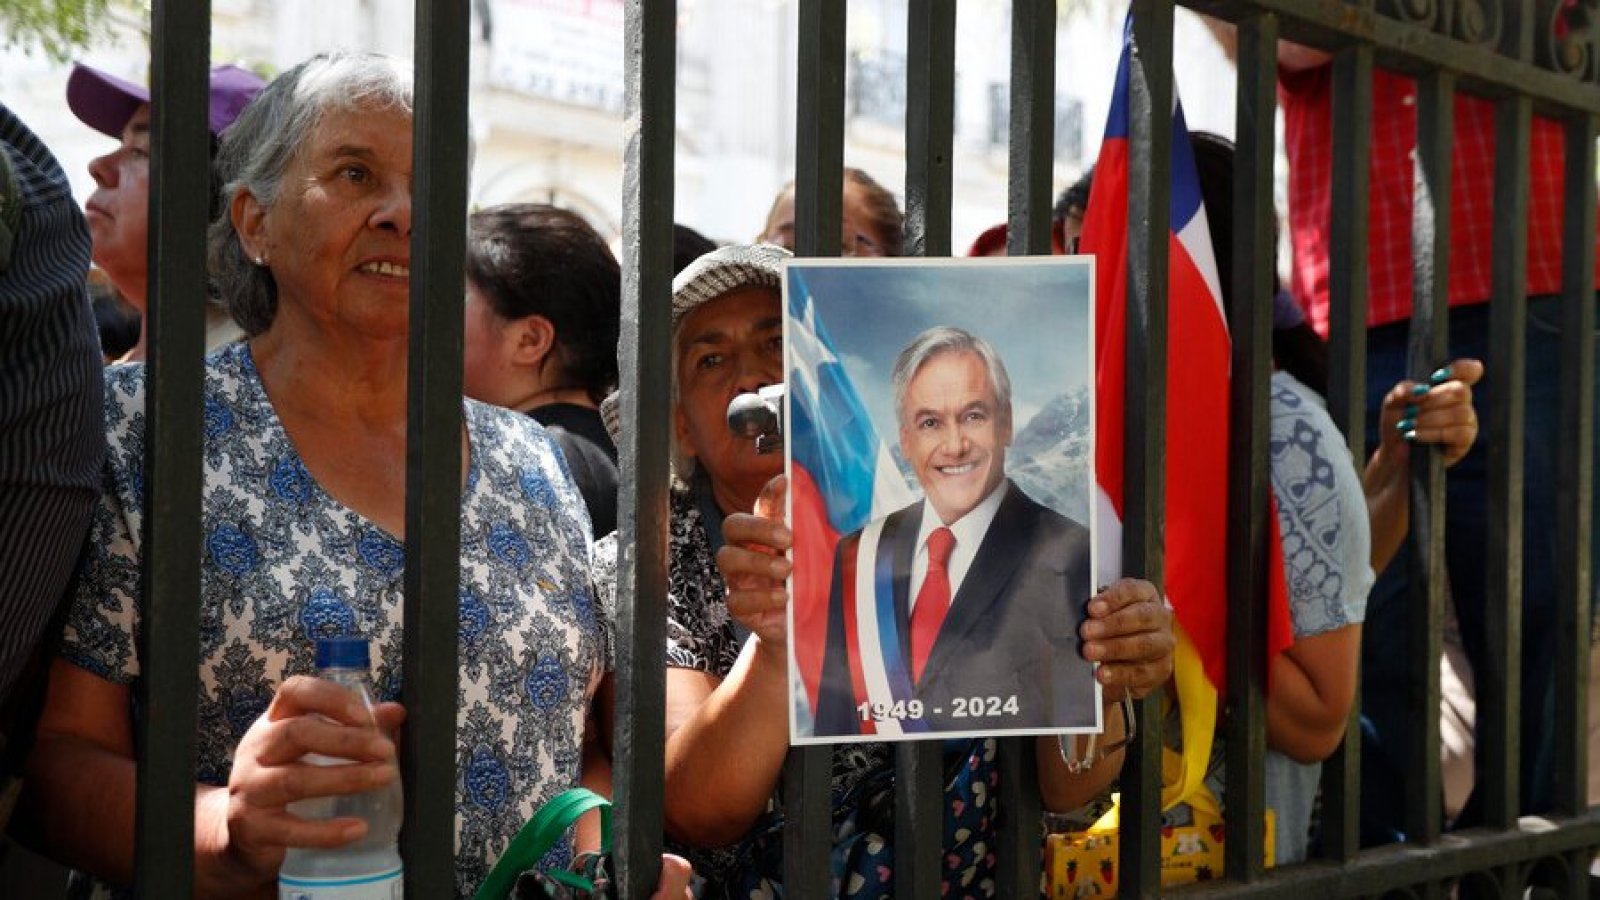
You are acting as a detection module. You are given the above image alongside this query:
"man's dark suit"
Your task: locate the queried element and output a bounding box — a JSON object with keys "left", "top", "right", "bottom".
{"left": 814, "top": 480, "right": 1097, "bottom": 736}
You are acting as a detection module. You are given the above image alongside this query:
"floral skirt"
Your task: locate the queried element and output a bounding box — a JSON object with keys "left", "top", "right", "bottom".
{"left": 703, "top": 738, "right": 1002, "bottom": 899}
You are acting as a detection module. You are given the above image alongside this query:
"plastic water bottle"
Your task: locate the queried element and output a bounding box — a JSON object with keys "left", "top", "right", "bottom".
{"left": 278, "top": 636, "right": 404, "bottom": 899}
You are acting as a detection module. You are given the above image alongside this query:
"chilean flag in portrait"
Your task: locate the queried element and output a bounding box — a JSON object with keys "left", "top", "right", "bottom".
{"left": 785, "top": 269, "right": 915, "bottom": 729}
{"left": 1079, "top": 16, "right": 1293, "bottom": 698}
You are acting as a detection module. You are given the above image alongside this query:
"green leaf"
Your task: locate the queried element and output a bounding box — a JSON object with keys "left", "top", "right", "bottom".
{"left": 0, "top": 0, "right": 116, "bottom": 63}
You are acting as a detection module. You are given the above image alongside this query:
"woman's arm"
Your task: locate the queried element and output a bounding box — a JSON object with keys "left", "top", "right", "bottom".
{"left": 583, "top": 679, "right": 696, "bottom": 899}
{"left": 1365, "top": 359, "right": 1482, "bottom": 571}
{"left": 1262, "top": 361, "right": 1478, "bottom": 764}
{"left": 1264, "top": 625, "right": 1363, "bottom": 763}
{"left": 663, "top": 477, "right": 793, "bottom": 847}
{"left": 662, "top": 644, "right": 791, "bottom": 845}
{"left": 577, "top": 687, "right": 615, "bottom": 855}
{"left": 18, "top": 661, "right": 142, "bottom": 885}
{"left": 20, "top": 663, "right": 254, "bottom": 895}
{"left": 1037, "top": 579, "right": 1173, "bottom": 812}
{"left": 22, "top": 662, "right": 403, "bottom": 899}
{"left": 1036, "top": 697, "right": 1128, "bottom": 814}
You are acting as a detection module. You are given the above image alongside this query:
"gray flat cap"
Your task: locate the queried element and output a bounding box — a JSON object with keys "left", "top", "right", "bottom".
{"left": 600, "top": 242, "right": 790, "bottom": 447}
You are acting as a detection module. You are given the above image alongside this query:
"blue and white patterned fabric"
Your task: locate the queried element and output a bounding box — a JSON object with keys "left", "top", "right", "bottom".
{"left": 1161, "top": 372, "right": 1374, "bottom": 865}
{"left": 1262, "top": 370, "right": 1373, "bottom": 863}
{"left": 1269, "top": 372, "right": 1373, "bottom": 642}
{"left": 61, "top": 341, "right": 608, "bottom": 900}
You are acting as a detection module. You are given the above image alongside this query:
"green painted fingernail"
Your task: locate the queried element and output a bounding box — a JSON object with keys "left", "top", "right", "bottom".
{"left": 1411, "top": 383, "right": 1430, "bottom": 398}
{"left": 1404, "top": 404, "right": 1418, "bottom": 419}
{"left": 1403, "top": 430, "right": 1417, "bottom": 443}
{"left": 1397, "top": 418, "right": 1415, "bottom": 432}
{"left": 1430, "top": 367, "right": 1451, "bottom": 385}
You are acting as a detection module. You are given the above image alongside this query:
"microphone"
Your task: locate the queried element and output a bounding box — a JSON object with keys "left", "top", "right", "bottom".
{"left": 726, "top": 384, "right": 786, "bottom": 455}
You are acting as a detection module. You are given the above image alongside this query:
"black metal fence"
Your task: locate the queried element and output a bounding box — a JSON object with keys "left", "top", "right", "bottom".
{"left": 118, "top": 0, "right": 1600, "bottom": 897}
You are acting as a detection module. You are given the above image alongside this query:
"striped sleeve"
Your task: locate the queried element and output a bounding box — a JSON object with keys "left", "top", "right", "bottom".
{"left": 0, "top": 103, "right": 104, "bottom": 701}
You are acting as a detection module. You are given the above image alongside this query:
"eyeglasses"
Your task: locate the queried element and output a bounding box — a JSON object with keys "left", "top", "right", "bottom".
{"left": 1057, "top": 695, "right": 1137, "bottom": 774}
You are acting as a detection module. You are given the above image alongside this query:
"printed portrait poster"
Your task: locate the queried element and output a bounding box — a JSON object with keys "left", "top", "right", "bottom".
{"left": 784, "top": 257, "right": 1101, "bottom": 744}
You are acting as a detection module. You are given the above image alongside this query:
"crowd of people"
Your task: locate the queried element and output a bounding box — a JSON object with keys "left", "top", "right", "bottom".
{"left": 0, "top": 26, "right": 1591, "bottom": 900}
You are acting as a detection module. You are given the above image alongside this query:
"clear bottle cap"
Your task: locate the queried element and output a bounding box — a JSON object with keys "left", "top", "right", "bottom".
{"left": 315, "top": 636, "right": 370, "bottom": 670}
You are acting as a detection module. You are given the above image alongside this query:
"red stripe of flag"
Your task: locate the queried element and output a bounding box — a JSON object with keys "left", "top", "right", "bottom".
{"left": 790, "top": 464, "right": 838, "bottom": 711}
{"left": 837, "top": 531, "right": 874, "bottom": 735}
{"left": 1084, "top": 52, "right": 1292, "bottom": 693}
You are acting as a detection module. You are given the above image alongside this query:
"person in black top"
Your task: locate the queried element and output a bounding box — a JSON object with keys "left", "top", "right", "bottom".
{"left": 463, "top": 204, "right": 621, "bottom": 537}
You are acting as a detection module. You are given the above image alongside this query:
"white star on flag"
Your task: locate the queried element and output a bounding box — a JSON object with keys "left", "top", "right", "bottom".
{"left": 787, "top": 294, "right": 837, "bottom": 410}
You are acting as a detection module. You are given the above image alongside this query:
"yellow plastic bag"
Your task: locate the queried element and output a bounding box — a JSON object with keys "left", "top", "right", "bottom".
{"left": 1044, "top": 626, "right": 1275, "bottom": 897}
{"left": 1045, "top": 784, "right": 1275, "bottom": 896}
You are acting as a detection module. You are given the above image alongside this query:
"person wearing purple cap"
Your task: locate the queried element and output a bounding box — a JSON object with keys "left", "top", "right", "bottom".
{"left": 66, "top": 62, "right": 265, "bottom": 363}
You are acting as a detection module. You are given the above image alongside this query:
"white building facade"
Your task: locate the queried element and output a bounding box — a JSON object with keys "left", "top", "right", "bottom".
{"left": 1, "top": 0, "right": 1241, "bottom": 253}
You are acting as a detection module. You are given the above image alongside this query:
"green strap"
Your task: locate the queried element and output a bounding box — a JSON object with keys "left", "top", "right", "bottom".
{"left": 474, "top": 787, "right": 612, "bottom": 900}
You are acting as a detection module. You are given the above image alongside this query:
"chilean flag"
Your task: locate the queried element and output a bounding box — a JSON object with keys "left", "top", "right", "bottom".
{"left": 1080, "top": 17, "right": 1293, "bottom": 697}
{"left": 786, "top": 269, "right": 916, "bottom": 719}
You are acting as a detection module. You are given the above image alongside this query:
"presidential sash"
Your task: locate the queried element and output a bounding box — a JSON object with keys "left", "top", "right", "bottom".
{"left": 839, "top": 518, "right": 931, "bottom": 737}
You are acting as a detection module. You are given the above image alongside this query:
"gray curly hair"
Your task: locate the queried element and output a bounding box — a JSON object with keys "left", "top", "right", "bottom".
{"left": 207, "top": 52, "right": 414, "bottom": 335}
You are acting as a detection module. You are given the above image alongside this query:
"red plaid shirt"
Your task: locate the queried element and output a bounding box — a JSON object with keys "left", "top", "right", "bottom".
{"left": 1281, "top": 63, "right": 1600, "bottom": 335}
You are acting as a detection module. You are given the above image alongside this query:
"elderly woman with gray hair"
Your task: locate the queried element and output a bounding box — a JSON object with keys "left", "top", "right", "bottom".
{"left": 21, "top": 52, "right": 688, "bottom": 899}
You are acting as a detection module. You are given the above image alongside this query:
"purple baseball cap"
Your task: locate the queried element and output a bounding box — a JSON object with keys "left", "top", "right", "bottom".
{"left": 67, "top": 62, "right": 266, "bottom": 140}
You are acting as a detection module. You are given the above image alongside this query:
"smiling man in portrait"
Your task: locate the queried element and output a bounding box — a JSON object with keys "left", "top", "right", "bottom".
{"left": 813, "top": 326, "right": 1097, "bottom": 737}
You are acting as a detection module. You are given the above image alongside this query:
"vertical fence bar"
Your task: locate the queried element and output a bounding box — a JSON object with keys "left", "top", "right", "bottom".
{"left": 1553, "top": 113, "right": 1597, "bottom": 817}
{"left": 900, "top": 2, "right": 956, "bottom": 894}
{"left": 1223, "top": 10, "right": 1278, "bottom": 885}
{"left": 904, "top": 0, "right": 955, "bottom": 259}
{"left": 1121, "top": 2, "right": 1173, "bottom": 896}
{"left": 999, "top": 0, "right": 1056, "bottom": 895}
{"left": 995, "top": 740, "right": 1041, "bottom": 898}
{"left": 1000, "top": 0, "right": 1056, "bottom": 891}
{"left": 785, "top": 2, "right": 844, "bottom": 895}
{"left": 1478, "top": 3, "right": 1538, "bottom": 834}
{"left": 1405, "top": 68, "right": 1453, "bottom": 851}
{"left": 134, "top": 2, "right": 210, "bottom": 895}
{"left": 615, "top": 0, "right": 676, "bottom": 895}
{"left": 1318, "top": 38, "right": 1374, "bottom": 864}
{"left": 1005, "top": 0, "right": 1055, "bottom": 258}
{"left": 401, "top": 1, "right": 470, "bottom": 896}
{"left": 1482, "top": 88, "right": 1531, "bottom": 831}
{"left": 793, "top": 0, "right": 846, "bottom": 263}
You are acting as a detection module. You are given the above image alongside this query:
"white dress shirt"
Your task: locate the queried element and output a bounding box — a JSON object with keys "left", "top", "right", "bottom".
{"left": 907, "top": 481, "right": 1008, "bottom": 615}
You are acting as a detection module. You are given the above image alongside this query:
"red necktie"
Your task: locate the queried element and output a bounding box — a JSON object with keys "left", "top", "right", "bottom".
{"left": 910, "top": 526, "right": 956, "bottom": 683}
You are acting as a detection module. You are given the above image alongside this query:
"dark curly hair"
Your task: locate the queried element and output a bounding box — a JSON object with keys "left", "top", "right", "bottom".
{"left": 466, "top": 204, "right": 622, "bottom": 403}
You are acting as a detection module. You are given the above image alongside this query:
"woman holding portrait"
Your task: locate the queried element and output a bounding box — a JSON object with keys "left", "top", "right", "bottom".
{"left": 592, "top": 242, "right": 1174, "bottom": 898}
